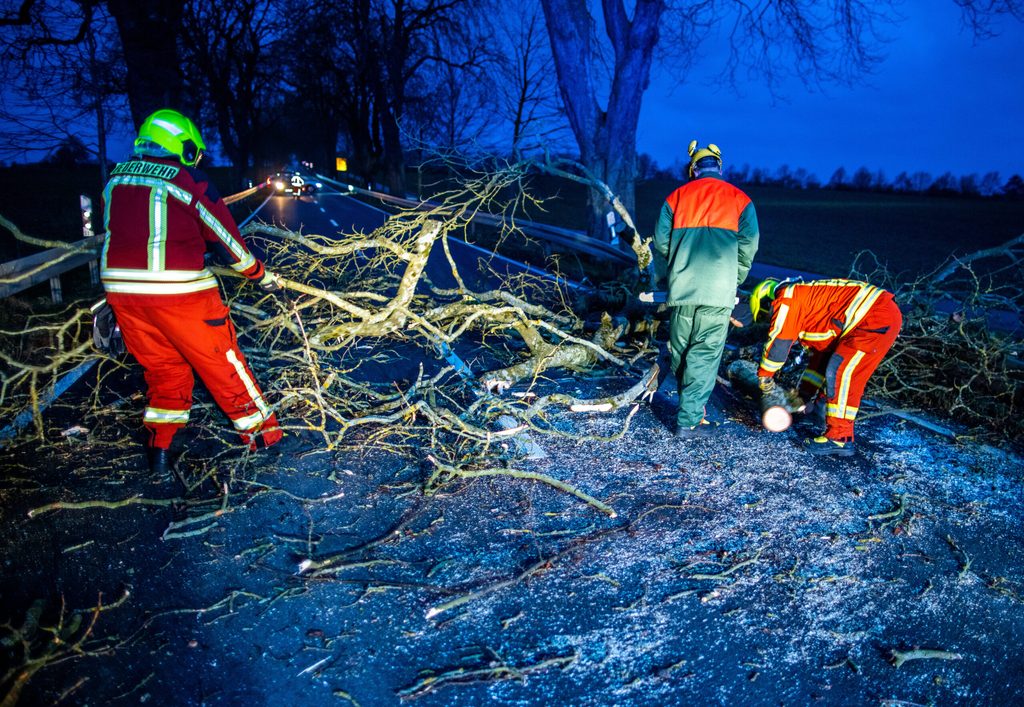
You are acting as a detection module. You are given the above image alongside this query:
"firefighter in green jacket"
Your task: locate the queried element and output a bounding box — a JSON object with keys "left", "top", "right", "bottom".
{"left": 654, "top": 141, "right": 760, "bottom": 438}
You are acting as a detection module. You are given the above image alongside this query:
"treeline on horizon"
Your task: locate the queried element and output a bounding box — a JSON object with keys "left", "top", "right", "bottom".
{"left": 14, "top": 137, "right": 1024, "bottom": 202}
{"left": 637, "top": 153, "right": 1024, "bottom": 199}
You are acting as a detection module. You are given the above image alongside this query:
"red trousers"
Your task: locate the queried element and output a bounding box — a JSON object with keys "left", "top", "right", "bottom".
{"left": 798, "top": 296, "right": 902, "bottom": 441}
{"left": 110, "top": 290, "right": 281, "bottom": 449}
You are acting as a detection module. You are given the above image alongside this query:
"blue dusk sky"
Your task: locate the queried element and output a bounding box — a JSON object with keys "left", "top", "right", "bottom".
{"left": 638, "top": 1, "right": 1024, "bottom": 181}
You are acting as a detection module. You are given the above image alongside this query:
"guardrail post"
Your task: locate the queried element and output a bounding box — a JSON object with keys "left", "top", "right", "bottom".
{"left": 49, "top": 275, "right": 63, "bottom": 303}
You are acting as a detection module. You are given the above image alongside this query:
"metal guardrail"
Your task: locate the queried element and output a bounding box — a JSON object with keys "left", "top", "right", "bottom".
{"left": 0, "top": 182, "right": 269, "bottom": 303}
{"left": 0, "top": 235, "right": 104, "bottom": 301}
{"left": 315, "top": 174, "right": 636, "bottom": 267}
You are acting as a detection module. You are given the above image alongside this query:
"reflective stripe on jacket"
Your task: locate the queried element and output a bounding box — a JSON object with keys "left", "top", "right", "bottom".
{"left": 101, "top": 157, "right": 264, "bottom": 302}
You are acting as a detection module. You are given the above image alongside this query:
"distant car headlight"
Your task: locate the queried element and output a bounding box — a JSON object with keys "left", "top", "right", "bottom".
{"left": 315, "top": 182, "right": 322, "bottom": 189}
{"left": 274, "top": 180, "right": 285, "bottom": 191}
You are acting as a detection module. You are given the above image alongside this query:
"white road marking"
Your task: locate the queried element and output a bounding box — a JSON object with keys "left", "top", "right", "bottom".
{"left": 329, "top": 219, "right": 339, "bottom": 227}
{"left": 239, "top": 194, "right": 274, "bottom": 227}
{"left": 319, "top": 207, "right": 326, "bottom": 213}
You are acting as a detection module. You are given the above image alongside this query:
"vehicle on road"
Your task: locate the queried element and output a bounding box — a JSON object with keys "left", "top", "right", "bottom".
{"left": 267, "top": 171, "right": 322, "bottom": 198}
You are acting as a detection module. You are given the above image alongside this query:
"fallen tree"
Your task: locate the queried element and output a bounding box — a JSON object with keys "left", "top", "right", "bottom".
{"left": 0, "top": 162, "right": 659, "bottom": 514}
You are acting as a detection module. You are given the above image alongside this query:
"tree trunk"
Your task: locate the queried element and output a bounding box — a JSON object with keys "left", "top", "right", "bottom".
{"left": 96, "top": 98, "right": 108, "bottom": 189}
{"left": 541, "top": 0, "right": 663, "bottom": 240}
{"left": 106, "top": 0, "right": 185, "bottom": 125}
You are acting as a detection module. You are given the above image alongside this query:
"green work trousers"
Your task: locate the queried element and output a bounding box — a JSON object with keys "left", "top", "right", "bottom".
{"left": 668, "top": 304, "right": 731, "bottom": 428}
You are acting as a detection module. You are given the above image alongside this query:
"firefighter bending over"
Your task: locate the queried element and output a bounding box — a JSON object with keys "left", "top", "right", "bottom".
{"left": 750, "top": 278, "right": 903, "bottom": 457}
{"left": 101, "top": 108, "right": 284, "bottom": 474}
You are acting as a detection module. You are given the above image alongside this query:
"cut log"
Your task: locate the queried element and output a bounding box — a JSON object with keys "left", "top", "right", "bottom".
{"left": 727, "top": 360, "right": 792, "bottom": 432}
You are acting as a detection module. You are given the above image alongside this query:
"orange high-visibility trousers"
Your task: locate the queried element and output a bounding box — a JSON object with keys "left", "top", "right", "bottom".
{"left": 111, "top": 290, "right": 280, "bottom": 449}
{"left": 797, "top": 296, "right": 902, "bottom": 441}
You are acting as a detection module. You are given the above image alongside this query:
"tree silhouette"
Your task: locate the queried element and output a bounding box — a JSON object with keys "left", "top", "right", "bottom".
{"left": 828, "top": 166, "right": 848, "bottom": 189}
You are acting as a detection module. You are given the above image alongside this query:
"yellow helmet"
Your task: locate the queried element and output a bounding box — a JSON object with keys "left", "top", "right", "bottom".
{"left": 750, "top": 278, "right": 780, "bottom": 322}
{"left": 135, "top": 108, "right": 206, "bottom": 166}
{"left": 688, "top": 139, "right": 722, "bottom": 178}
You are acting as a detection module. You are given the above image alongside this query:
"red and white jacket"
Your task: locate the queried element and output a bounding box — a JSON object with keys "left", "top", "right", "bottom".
{"left": 101, "top": 156, "right": 265, "bottom": 304}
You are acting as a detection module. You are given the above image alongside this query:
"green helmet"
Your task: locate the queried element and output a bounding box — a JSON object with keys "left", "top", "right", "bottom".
{"left": 749, "top": 278, "right": 780, "bottom": 322}
{"left": 134, "top": 109, "right": 206, "bottom": 166}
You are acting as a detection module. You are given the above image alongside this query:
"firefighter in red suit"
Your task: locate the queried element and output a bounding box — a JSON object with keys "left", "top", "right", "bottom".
{"left": 101, "top": 108, "right": 283, "bottom": 474}
{"left": 750, "top": 278, "right": 902, "bottom": 457}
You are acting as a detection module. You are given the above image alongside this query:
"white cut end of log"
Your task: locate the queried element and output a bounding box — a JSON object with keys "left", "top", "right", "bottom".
{"left": 491, "top": 425, "right": 527, "bottom": 437}
{"left": 297, "top": 559, "right": 313, "bottom": 574}
{"left": 762, "top": 406, "right": 792, "bottom": 432}
{"left": 570, "top": 403, "right": 613, "bottom": 413}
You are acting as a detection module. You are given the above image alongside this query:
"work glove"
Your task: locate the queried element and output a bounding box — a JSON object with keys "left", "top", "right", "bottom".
{"left": 258, "top": 269, "right": 283, "bottom": 293}
{"left": 758, "top": 376, "right": 776, "bottom": 394}
{"left": 258, "top": 270, "right": 292, "bottom": 311}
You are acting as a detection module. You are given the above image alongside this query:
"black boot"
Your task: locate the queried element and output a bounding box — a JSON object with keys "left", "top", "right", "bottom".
{"left": 148, "top": 447, "right": 171, "bottom": 475}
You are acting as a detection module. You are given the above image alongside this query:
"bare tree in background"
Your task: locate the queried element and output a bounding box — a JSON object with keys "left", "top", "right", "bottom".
{"left": 277, "top": 0, "right": 475, "bottom": 192}
{"left": 0, "top": 0, "right": 126, "bottom": 185}
{"left": 491, "top": 1, "right": 567, "bottom": 158}
{"left": 179, "top": 0, "right": 281, "bottom": 169}
{"left": 375, "top": 0, "right": 474, "bottom": 194}
{"left": 410, "top": 4, "right": 493, "bottom": 155}
{"left": 540, "top": 0, "right": 1023, "bottom": 241}
{"left": 539, "top": 0, "right": 669, "bottom": 240}
{"left": 105, "top": 0, "right": 185, "bottom": 124}
{"left": 953, "top": 0, "right": 1024, "bottom": 36}
{"left": 275, "top": 1, "right": 355, "bottom": 171}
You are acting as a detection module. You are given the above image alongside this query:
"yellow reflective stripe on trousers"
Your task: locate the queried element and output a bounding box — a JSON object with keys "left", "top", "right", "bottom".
{"left": 800, "top": 331, "right": 836, "bottom": 342}
{"left": 144, "top": 407, "right": 190, "bottom": 424}
{"left": 826, "top": 403, "right": 859, "bottom": 420}
{"left": 226, "top": 348, "right": 270, "bottom": 430}
{"left": 801, "top": 369, "right": 825, "bottom": 387}
{"left": 832, "top": 350, "right": 866, "bottom": 420}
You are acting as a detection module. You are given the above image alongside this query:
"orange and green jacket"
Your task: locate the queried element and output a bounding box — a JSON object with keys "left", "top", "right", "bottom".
{"left": 757, "top": 279, "right": 894, "bottom": 377}
{"left": 653, "top": 174, "right": 759, "bottom": 308}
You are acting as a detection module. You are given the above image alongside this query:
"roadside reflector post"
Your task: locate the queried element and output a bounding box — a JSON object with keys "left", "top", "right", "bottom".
{"left": 81, "top": 195, "right": 93, "bottom": 237}
{"left": 49, "top": 275, "right": 63, "bottom": 304}
{"left": 81, "top": 194, "right": 99, "bottom": 286}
